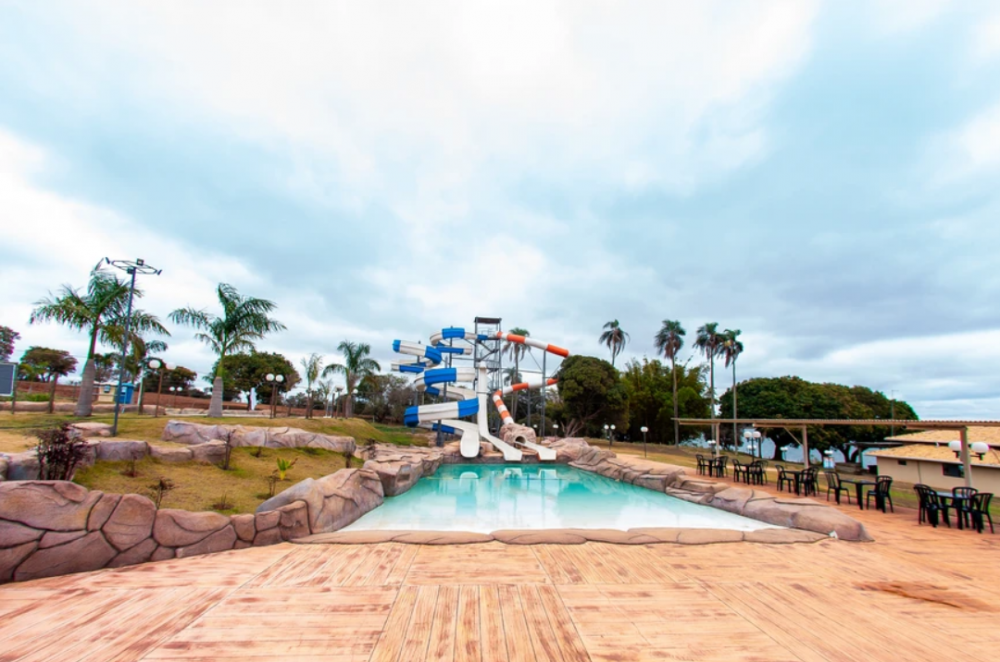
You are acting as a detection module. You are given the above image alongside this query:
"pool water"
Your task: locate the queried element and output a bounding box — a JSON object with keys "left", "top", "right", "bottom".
{"left": 344, "top": 464, "right": 776, "bottom": 533}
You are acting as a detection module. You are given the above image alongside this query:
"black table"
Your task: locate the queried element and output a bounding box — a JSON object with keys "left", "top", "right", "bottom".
{"left": 785, "top": 470, "right": 813, "bottom": 496}
{"left": 840, "top": 478, "right": 877, "bottom": 510}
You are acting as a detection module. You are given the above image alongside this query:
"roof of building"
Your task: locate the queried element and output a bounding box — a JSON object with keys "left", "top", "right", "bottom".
{"left": 870, "top": 444, "right": 1000, "bottom": 467}
{"left": 884, "top": 426, "right": 1000, "bottom": 446}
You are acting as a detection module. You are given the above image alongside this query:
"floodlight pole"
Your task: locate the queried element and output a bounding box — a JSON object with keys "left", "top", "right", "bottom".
{"left": 105, "top": 258, "right": 161, "bottom": 437}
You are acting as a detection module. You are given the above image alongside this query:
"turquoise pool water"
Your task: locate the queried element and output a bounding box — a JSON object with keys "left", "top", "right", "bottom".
{"left": 344, "top": 464, "right": 775, "bottom": 533}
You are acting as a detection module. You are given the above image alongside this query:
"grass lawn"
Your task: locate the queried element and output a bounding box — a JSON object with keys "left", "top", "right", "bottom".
{"left": 0, "top": 411, "right": 428, "bottom": 514}
{"left": 72, "top": 446, "right": 352, "bottom": 514}
{"left": 0, "top": 411, "right": 428, "bottom": 454}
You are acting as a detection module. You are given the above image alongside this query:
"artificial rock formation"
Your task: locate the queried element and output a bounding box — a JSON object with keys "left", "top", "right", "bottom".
{"left": 162, "top": 420, "right": 356, "bottom": 454}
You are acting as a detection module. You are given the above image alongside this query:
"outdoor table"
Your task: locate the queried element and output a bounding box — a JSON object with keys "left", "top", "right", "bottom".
{"left": 840, "top": 478, "right": 877, "bottom": 510}
{"left": 706, "top": 457, "right": 725, "bottom": 478}
{"left": 785, "top": 470, "right": 806, "bottom": 495}
{"left": 937, "top": 492, "right": 970, "bottom": 530}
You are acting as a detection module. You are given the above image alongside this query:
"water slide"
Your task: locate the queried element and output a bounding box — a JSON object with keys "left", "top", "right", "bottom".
{"left": 392, "top": 327, "right": 570, "bottom": 461}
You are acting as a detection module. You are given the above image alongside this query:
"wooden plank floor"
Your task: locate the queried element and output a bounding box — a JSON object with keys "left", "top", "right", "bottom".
{"left": 2, "top": 482, "right": 999, "bottom": 661}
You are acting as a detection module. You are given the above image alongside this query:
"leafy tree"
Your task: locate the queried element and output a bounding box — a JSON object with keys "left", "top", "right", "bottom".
{"left": 92, "top": 353, "right": 117, "bottom": 384}
{"left": 357, "top": 373, "right": 415, "bottom": 423}
{"left": 654, "top": 320, "right": 686, "bottom": 445}
{"left": 19, "top": 347, "right": 78, "bottom": 413}
{"left": 0, "top": 326, "right": 20, "bottom": 362}
{"left": 555, "top": 355, "right": 628, "bottom": 437}
{"left": 322, "top": 341, "right": 380, "bottom": 418}
{"left": 621, "top": 358, "right": 710, "bottom": 444}
{"left": 208, "top": 351, "right": 300, "bottom": 407}
{"left": 299, "top": 353, "right": 324, "bottom": 419}
{"left": 599, "top": 320, "right": 629, "bottom": 367}
{"left": 30, "top": 271, "right": 168, "bottom": 416}
{"left": 502, "top": 327, "right": 530, "bottom": 420}
{"left": 718, "top": 377, "right": 919, "bottom": 462}
{"left": 169, "top": 283, "right": 286, "bottom": 417}
{"left": 721, "top": 329, "right": 744, "bottom": 446}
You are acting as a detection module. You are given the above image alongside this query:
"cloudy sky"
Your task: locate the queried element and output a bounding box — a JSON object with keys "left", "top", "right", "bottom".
{"left": 1, "top": 1, "right": 999, "bottom": 419}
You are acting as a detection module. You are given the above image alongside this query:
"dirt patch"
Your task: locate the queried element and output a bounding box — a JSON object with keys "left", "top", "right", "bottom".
{"left": 857, "top": 581, "right": 997, "bottom": 611}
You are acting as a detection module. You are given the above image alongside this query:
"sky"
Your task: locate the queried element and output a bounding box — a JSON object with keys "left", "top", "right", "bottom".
{"left": 1, "top": 0, "right": 999, "bottom": 419}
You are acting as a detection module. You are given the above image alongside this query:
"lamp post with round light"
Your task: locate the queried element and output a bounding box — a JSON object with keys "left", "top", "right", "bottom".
{"left": 168, "top": 386, "right": 179, "bottom": 410}
{"left": 265, "top": 373, "right": 284, "bottom": 419}
{"left": 742, "top": 428, "right": 763, "bottom": 460}
{"left": 552, "top": 423, "right": 559, "bottom": 438}
{"left": 148, "top": 358, "right": 165, "bottom": 418}
{"left": 603, "top": 424, "right": 609, "bottom": 446}
{"left": 640, "top": 426, "right": 649, "bottom": 457}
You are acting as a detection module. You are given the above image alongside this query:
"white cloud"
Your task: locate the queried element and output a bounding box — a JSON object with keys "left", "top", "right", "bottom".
{"left": 927, "top": 99, "right": 1000, "bottom": 184}
{"left": 971, "top": 11, "right": 1000, "bottom": 60}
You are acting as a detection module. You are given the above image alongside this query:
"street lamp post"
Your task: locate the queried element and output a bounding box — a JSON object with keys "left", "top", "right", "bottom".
{"left": 148, "top": 358, "right": 165, "bottom": 418}
{"left": 742, "top": 428, "right": 763, "bottom": 459}
{"left": 610, "top": 424, "right": 616, "bottom": 447}
{"left": 640, "top": 426, "right": 649, "bottom": 457}
{"left": 168, "top": 386, "right": 179, "bottom": 410}
{"left": 552, "top": 423, "right": 559, "bottom": 438}
{"left": 603, "top": 424, "right": 609, "bottom": 446}
{"left": 265, "top": 373, "right": 284, "bottom": 419}
{"left": 102, "top": 258, "right": 161, "bottom": 436}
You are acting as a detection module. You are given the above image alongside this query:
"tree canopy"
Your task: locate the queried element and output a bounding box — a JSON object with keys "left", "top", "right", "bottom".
{"left": 19, "top": 347, "right": 78, "bottom": 382}
{"left": 555, "top": 355, "right": 628, "bottom": 437}
{"left": 211, "top": 351, "right": 300, "bottom": 404}
{"left": 717, "top": 376, "right": 919, "bottom": 461}
{"left": 0, "top": 326, "right": 20, "bottom": 362}
{"left": 620, "top": 358, "right": 710, "bottom": 443}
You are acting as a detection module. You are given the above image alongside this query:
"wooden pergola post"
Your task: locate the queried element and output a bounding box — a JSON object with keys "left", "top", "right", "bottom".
{"left": 961, "top": 427, "right": 973, "bottom": 488}
{"left": 802, "top": 426, "right": 809, "bottom": 469}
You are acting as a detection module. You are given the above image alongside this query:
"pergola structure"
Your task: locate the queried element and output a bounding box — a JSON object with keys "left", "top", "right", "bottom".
{"left": 676, "top": 418, "right": 1000, "bottom": 488}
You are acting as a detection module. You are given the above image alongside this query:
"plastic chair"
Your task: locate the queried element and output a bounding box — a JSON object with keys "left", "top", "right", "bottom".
{"left": 952, "top": 487, "right": 978, "bottom": 529}
{"left": 775, "top": 465, "right": 794, "bottom": 492}
{"left": 866, "top": 475, "right": 894, "bottom": 513}
{"left": 696, "top": 454, "right": 710, "bottom": 476}
{"left": 756, "top": 460, "right": 769, "bottom": 485}
{"left": 715, "top": 456, "right": 729, "bottom": 478}
{"left": 969, "top": 492, "right": 994, "bottom": 534}
{"left": 914, "top": 484, "right": 949, "bottom": 527}
{"left": 732, "top": 459, "right": 747, "bottom": 484}
{"left": 824, "top": 471, "right": 850, "bottom": 504}
{"left": 798, "top": 467, "right": 818, "bottom": 497}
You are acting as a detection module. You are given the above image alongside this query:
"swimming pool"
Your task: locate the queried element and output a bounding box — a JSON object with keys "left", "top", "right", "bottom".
{"left": 344, "top": 464, "right": 776, "bottom": 533}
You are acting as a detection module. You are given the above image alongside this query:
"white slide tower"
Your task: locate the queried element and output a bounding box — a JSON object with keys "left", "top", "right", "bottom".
{"left": 392, "top": 327, "right": 569, "bottom": 462}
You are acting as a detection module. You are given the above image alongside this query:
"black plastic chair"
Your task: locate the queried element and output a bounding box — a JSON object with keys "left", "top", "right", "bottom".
{"left": 775, "top": 465, "right": 794, "bottom": 492}
{"left": 747, "top": 461, "right": 764, "bottom": 486}
{"left": 756, "top": 460, "right": 769, "bottom": 485}
{"left": 914, "top": 484, "right": 950, "bottom": 527}
{"left": 696, "top": 454, "right": 710, "bottom": 476}
{"left": 952, "top": 487, "right": 978, "bottom": 529}
{"left": 732, "top": 459, "right": 748, "bottom": 484}
{"left": 824, "top": 471, "right": 850, "bottom": 504}
{"left": 796, "top": 467, "right": 818, "bottom": 497}
{"left": 866, "top": 475, "right": 894, "bottom": 513}
{"left": 969, "top": 492, "right": 994, "bottom": 534}
{"left": 715, "top": 456, "right": 729, "bottom": 478}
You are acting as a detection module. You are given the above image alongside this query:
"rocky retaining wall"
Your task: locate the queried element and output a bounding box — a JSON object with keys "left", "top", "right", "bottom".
{"left": 162, "top": 420, "right": 355, "bottom": 454}
{"left": 0, "top": 466, "right": 385, "bottom": 584}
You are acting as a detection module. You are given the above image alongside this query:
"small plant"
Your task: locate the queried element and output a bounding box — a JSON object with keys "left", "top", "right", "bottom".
{"left": 267, "top": 470, "right": 280, "bottom": 497}
{"left": 211, "top": 492, "right": 232, "bottom": 511}
{"left": 221, "top": 430, "right": 234, "bottom": 471}
{"left": 364, "top": 437, "right": 378, "bottom": 460}
{"left": 275, "top": 457, "right": 297, "bottom": 480}
{"left": 148, "top": 477, "right": 176, "bottom": 508}
{"left": 251, "top": 445, "right": 264, "bottom": 458}
{"left": 121, "top": 448, "right": 142, "bottom": 478}
{"left": 302, "top": 447, "right": 321, "bottom": 456}
{"left": 35, "top": 424, "right": 88, "bottom": 481}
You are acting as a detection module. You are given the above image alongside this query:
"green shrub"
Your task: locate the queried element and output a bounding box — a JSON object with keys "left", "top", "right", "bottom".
{"left": 19, "top": 393, "right": 52, "bottom": 402}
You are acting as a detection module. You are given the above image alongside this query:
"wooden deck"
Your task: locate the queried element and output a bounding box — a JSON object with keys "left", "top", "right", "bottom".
{"left": 2, "top": 482, "right": 998, "bottom": 661}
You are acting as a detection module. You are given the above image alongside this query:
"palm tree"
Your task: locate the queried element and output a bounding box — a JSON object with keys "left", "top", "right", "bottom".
{"left": 30, "top": 271, "right": 168, "bottom": 417}
{"left": 654, "top": 320, "right": 686, "bottom": 446}
{"left": 300, "top": 353, "right": 324, "bottom": 419}
{"left": 722, "top": 329, "right": 744, "bottom": 449}
{"left": 694, "top": 323, "right": 725, "bottom": 452}
{"left": 322, "top": 341, "right": 380, "bottom": 418}
{"left": 502, "top": 327, "right": 530, "bottom": 420}
{"left": 170, "top": 283, "right": 286, "bottom": 417}
{"left": 126, "top": 337, "right": 168, "bottom": 415}
{"left": 599, "top": 320, "right": 630, "bottom": 367}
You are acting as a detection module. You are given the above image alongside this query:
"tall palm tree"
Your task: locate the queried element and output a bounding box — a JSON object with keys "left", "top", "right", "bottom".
{"left": 502, "top": 327, "right": 530, "bottom": 420}
{"left": 322, "top": 341, "right": 380, "bottom": 418}
{"left": 694, "top": 322, "right": 725, "bottom": 452}
{"left": 599, "top": 320, "right": 630, "bottom": 367}
{"left": 170, "top": 283, "right": 285, "bottom": 417}
{"left": 300, "top": 353, "right": 324, "bottom": 419}
{"left": 654, "top": 320, "right": 686, "bottom": 446}
{"left": 722, "top": 329, "right": 744, "bottom": 449}
{"left": 30, "top": 271, "right": 168, "bottom": 417}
